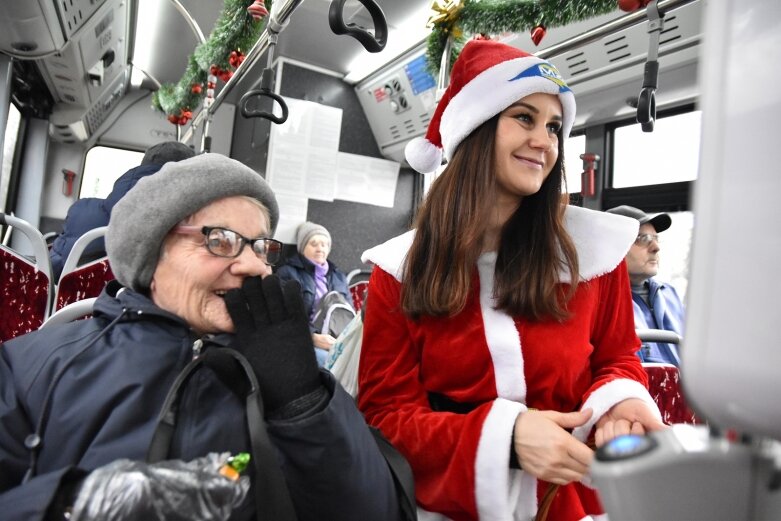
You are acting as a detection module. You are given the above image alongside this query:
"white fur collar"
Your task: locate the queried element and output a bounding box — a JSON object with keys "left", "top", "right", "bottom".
{"left": 361, "top": 205, "right": 638, "bottom": 283}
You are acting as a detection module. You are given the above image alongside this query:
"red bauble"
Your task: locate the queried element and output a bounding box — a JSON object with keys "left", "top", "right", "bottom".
{"left": 191, "top": 84, "right": 202, "bottom": 94}
{"left": 247, "top": 1, "right": 269, "bottom": 21}
{"left": 530, "top": 25, "right": 547, "bottom": 46}
{"left": 618, "top": 0, "right": 643, "bottom": 12}
{"left": 229, "top": 50, "right": 245, "bottom": 69}
{"left": 210, "top": 65, "right": 221, "bottom": 76}
{"left": 167, "top": 114, "right": 179, "bottom": 124}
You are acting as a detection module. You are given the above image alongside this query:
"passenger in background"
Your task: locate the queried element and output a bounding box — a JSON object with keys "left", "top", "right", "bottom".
{"left": 606, "top": 205, "right": 685, "bottom": 366}
{"left": 276, "top": 221, "right": 351, "bottom": 366}
{"left": 49, "top": 141, "right": 195, "bottom": 279}
{"left": 358, "top": 38, "right": 664, "bottom": 520}
{"left": 0, "top": 154, "right": 400, "bottom": 521}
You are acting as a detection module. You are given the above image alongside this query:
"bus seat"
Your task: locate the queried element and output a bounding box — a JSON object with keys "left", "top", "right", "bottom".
{"left": 349, "top": 281, "right": 369, "bottom": 312}
{"left": 346, "top": 268, "right": 372, "bottom": 286}
{"left": 642, "top": 362, "right": 702, "bottom": 425}
{"left": 0, "top": 213, "right": 53, "bottom": 342}
{"left": 42, "top": 297, "right": 97, "bottom": 328}
{"left": 347, "top": 268, "right": 372, "bottom": 312}
{"left": 54, "top": 226, "right": 114, "bottom": 311}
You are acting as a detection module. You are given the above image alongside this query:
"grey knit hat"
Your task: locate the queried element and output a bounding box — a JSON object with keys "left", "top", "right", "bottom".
{"left": 296, "top": 222, "right": 330, "bottom": 253}
{"left": 141, "top": 141, "right": 195, "bottom": 166}
{"left": 107, "top": 153, "right": 279, "bottom": 292}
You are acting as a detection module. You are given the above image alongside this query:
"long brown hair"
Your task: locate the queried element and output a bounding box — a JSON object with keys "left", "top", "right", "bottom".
{"left": 401, "top": 115, "right": 579, "bottom": 321}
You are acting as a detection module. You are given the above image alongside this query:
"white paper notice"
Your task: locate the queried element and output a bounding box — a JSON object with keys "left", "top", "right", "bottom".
{"left": 266, "top": 98, "right": 342, "bottom": 202}
{"left": 273, "top": 192, "right": 309, "bottom": 245}
{"left": 336, "top": 153, "right": 400, "bottom": 208}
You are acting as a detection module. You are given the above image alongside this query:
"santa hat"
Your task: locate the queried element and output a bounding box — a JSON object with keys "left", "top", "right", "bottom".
{"left": 405, "top": 39, "right": 576, "bottom": 173}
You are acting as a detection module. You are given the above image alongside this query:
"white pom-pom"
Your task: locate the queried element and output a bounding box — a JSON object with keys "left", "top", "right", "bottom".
{"left": 405, "top": 137, "right": 443, "bottom": 173}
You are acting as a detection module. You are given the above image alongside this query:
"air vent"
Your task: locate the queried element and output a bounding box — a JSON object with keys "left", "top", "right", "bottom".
{"left": 565, "top": 51, "right": 589, "bottom": 76}
{"left": 659, "top": 15, "right": 681, "bottom": 46}
{"left": 85, "top": 78, "right": 124, "bottom": 133}
{"left": 604, "top": 35, "right": 631, "bottom": 62}
{"left": 389, "top": 125, "right": 401, "bottom": 140}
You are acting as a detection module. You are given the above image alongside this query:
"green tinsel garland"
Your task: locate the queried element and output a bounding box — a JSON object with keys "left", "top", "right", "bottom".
{"left": 427, "top": 0, "right": 619, "bottom": 76}
{"left": 151, "top": 0, "right": 272, "bottom": 118}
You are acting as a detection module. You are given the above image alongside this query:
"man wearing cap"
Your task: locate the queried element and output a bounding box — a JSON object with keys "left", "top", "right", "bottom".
{"left": 49, "top": 141, "right": 195, "bottom": 279}
{"left": 0, "top": 154, "right": 402, "bottom": 520}
{"left": 607, "top": 205, "right": 685, "bottom": 366}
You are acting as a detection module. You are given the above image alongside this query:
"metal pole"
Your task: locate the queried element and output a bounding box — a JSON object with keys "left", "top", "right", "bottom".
{"left": 180, "top": 0, "right": 305, "bottom": 144}
{"left": 535, "top": 0, "right": 697, "bottom": 60}
{"left": 167, "top": 0, "right": 206, "bottom": 44}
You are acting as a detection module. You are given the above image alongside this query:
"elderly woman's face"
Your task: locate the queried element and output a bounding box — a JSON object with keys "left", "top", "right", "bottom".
{"left": 150, "top": 196, "right": 272, "bottom": 334}
{"left": 302, "top": 234, "right": 331, "bottom": 265}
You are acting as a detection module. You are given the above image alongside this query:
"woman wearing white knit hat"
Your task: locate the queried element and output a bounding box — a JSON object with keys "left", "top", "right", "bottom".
{"left": 358, "top": 38, "right": 665, "bottom": 520}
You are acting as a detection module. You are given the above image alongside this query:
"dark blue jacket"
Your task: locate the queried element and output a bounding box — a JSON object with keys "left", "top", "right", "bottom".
{"left": 632, "top": 277, "right": 685, "bottom": 366}
{"left": 49, "top": 164, "right": 163, "bottom": 279}
{"left": 0, "top": 282, "right": 399, "bottom": 521}
{"left": 275, "top": 253, "right": 351, "bottom": 327}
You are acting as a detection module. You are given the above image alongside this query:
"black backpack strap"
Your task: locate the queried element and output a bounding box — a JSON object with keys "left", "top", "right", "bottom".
{"left": 147, "top": 348, "right": 297, "bottom": 521}
{"left": 370, "top": 427, "right": 417, "bottom": 521}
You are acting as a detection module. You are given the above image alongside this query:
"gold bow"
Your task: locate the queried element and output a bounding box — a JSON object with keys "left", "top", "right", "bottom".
{"left": 427, "top": 0, "right": 465, "bottom": 34}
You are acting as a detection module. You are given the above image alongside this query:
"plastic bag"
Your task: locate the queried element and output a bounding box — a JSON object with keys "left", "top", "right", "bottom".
{"left": 325, "top": 312, "right": 363, "bottom": 397}
{"left": 70, "top": 452, "right": 249, "bottom": 521}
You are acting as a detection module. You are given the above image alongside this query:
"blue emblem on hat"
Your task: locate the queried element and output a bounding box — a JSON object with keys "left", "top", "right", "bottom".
{"left": 509, "top": 62, "right": 571, "bottom": 93}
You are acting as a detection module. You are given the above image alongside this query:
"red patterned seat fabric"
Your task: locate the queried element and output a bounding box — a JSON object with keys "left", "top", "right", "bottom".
{"left": 1, "top": 248, "right": 50, "bottom": 342}
{"left": 349, "top": 281, "right": 369, "bottom": 312}
{"left": 56, "top": 259, "right": 114, "bottom": 311}
{"left": 643, "top": 363, "right": 703, "bottom": 425}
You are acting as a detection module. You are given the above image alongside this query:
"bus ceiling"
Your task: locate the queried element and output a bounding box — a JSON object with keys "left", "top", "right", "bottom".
{"left": 0, "top": 0, "right": 701, "bottom": 153}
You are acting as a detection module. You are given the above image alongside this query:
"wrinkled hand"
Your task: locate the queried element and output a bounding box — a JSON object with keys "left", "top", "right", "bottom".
{"left": 70, "top": 453, "right": 248, "bottom": 521}
{"left": 225, "top": 275, "right": 320, "bottom": 415}
{"left": 595, "top": 398, "right": 667, "bottom": 447}
{"left": 513, "top": 409, "right": 594, "bottom": 485}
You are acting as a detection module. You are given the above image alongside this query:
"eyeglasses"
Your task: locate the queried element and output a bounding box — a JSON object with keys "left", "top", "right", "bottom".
{"left": 175, "top": 225, "right": 283, "bottom": 265}
{"left": 634, "top": 233, "right": 660, "bottom": 247}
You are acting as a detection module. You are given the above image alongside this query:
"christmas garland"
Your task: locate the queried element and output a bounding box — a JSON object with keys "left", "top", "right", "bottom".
{"left": 151, "top": 0, "right": 272, "bottom": 124}
{"left": 426, "top": 0, "right": 621, "bottom": 76}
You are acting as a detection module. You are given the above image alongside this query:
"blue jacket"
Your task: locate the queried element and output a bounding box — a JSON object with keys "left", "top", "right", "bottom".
{"left": 632, "top": 277, "right": 685, "bottom": 366}
{"left": 275, "top": 253, "right": 351, "bottom": 327}
{"left": 0, "top": 282, "right": 400, "bottom": 521}
{"left": 49, "top": 164, "right": 163, "bottom": 279}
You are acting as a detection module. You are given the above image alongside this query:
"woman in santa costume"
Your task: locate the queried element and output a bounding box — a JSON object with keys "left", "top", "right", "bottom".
{"left": 357, "top": 38, "right": 665, "bottom": 521}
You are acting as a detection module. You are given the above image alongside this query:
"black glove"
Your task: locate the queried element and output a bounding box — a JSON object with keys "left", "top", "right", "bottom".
{"left": 225, "top": 275, "right": 323, "bottom": 418}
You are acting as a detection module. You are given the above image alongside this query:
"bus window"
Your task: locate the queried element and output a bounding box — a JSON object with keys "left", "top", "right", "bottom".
{"left": 1, "top": 103, "right": 21, "bottom": 213}
{"left": 564, "top": 133, "right": 585, "bottom": 195}
{"left": 80, "top": 146, "right": 144, "bottom": 199}
{"left": 656, "top": 210, "right": 693, "bottom": 300}
{"left": 612, "top": 111, "right": 701, "bottom": 188}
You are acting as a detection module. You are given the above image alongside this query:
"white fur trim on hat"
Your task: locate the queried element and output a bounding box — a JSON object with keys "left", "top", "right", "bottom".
{"left": 441, "top": 56, "right": 575, "bottom": 162}
{"left": 404, "top": 136, "right": 443, "bottom": 174}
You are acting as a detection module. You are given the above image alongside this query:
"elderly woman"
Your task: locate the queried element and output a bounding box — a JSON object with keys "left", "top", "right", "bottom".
{"left": 0, "top": 154, "right": 401, "bottom": 521}
{"left": 276, "top": 222, "right": 352, "bottom": 363}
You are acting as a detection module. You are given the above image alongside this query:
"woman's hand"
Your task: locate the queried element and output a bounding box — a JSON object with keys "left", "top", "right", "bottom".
{"left": 312, "top": 333, "right": 336, "bottom": 350}
{"left": 595, "top": 398, "right": 667, "bottom": 447}
{"left": 513, "top": 409, "right": 594, "bottom": 485}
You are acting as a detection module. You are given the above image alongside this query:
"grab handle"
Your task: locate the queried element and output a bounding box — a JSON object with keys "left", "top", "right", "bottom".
{"left": 328, "top": 0, "right": 387, "bottom": 53}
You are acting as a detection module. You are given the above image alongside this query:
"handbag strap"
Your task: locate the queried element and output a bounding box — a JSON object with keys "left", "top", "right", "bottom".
{"left": 370, "top": 427, "right": 418, "bottom": 521}
{"left": 147, "top": 348, "right": 297, "bottom": 521}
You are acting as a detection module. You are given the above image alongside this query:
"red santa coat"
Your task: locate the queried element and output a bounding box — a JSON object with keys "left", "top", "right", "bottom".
{"left": 358, "top": 206, "right": 661, "bottom": 521}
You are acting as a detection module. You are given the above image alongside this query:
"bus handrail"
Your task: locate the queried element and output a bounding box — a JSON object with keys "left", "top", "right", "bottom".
{"left": 535, "top": 0, "right": 697, "bottom": 60}
{"left": 180, "top": 0, "right": 305, "bottom": 146}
